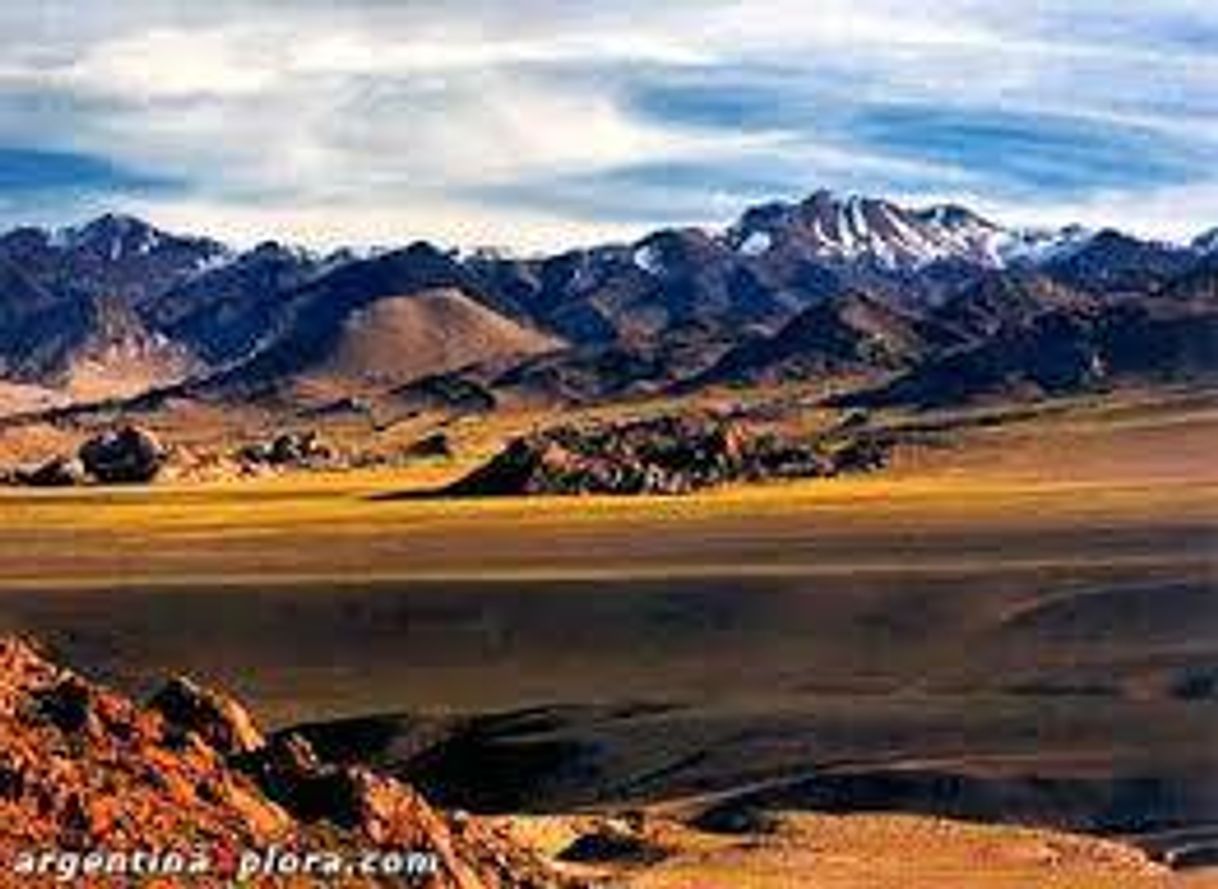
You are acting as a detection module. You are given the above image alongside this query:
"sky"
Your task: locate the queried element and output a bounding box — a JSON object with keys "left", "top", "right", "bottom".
{"left": 0, "top": 0, "right": 1215, "bottom": 251}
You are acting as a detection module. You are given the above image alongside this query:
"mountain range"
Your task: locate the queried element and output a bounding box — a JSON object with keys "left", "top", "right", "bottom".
{"left": 0, "top": 191, "right": 1215, "bottom": 417}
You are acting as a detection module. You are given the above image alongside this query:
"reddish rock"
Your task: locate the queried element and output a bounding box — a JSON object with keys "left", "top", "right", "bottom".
{"left": 148, "top": 676, "right": 265, "bottom": 757}
{"left": 0, "top": 637, "right": 580, "bottom": 887}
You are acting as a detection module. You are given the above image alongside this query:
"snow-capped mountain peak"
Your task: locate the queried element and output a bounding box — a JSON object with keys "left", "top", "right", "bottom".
{"left": 729, "top": 191, "right": 1011, "bottom": 270}
{"left": 722, "top": 189, "right": 1167, "bottom": 275}
{"left": 1193, "top": 228, "right": 1218, "bottom": 255}
{"left": 46, "top": 213, "right": 230, "bottom": 267}
{"left": 57, "top": 213, "right": 166, "bottom": 260}
{"left": 992, "top": 224, "right": 1095, "bottom": 266}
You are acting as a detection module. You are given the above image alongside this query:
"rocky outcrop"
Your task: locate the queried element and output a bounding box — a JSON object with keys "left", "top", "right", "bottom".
{"left": 149, "top": 676, "right": 266, "bottom": 758}
{"left": 3, "top": 426, "right": 164, "bottom": 487}
{"left": 237, "top": 431, "right": 333, "bottom": 470}
{"left": 403, "top": 432, "right": 454, "bottom": 460}
{"left": 78, "top": 425, "right": 165, "bottom": 484}
{"left": 0, "top": 638, "right": 290, "bottom": 860}
{"left": 0, "top": 637, "right": 580, "bottom": 888}
{"left": 445, "top": 414, "right": 889, "bottom": 497}
{"left": 9, "top": 456, "right": 87, "bottom": 488}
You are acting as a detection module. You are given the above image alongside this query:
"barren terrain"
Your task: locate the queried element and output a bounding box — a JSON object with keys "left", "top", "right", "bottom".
{"left": 0, "top": 391, "right": 1214, "bottom": 884}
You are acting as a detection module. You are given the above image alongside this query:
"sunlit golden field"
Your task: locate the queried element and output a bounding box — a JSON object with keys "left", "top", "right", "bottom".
{"left": 0, "top": 390, "right": 1212, "bottom": 590}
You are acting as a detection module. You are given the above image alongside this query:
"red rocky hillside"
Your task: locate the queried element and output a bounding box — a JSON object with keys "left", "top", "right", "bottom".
{"left": 0, "top": 637, "right": 579, "bottom": 887}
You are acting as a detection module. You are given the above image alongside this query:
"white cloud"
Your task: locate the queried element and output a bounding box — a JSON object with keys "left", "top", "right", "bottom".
{"left": 694, "top": 0, "right": 1005, "bottom": 53}
{"left": 0, "top": 13, "right": 778, "bottom": 247}
{"left": 290, "top": 31, "right": 710, "bottom": 76}
{"left": 0, "top": 1, "right": 1213, "bottom": 248}
{"left": 66, "top": 27, "right": 284, "bottom": 99}
{"left": 128, "top": 192, "right": 648, "bottom": 254}
{"left": 991, "top": 182, "right": 1218, "bottom": 242}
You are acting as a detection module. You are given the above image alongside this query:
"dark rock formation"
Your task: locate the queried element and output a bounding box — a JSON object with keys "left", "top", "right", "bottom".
{"left": 393, "top": 373, "right": 498, "bottom": 415}
{"left": 149, "top": 675, "right": 266, "bottom": 758}
{"left": 444, "top": 414, "right": 888, "bottom": 497}
{"left": 238, "top": 430, "right": 333, "bottom": 469}
{"left": 557, "top": 827, "right": 666, "bottom": 865}
{"left": 404, "top": 432, "right": 454, "bottom": 460}
{"left": 242, "top": 731, "right": 445, "bottom": 843}
{"left": 12, "top": 456, "right": 87, "bottom": 487}
{"left": 77, "top": 425, "right": 165, "bottom": 484}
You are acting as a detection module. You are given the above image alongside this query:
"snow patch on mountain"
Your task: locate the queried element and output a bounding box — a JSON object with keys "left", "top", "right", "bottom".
{"left": 632, "top": 243, "right": 664, "bottom": 275}
{"left": 725, "top": 191, "right": 1128, "bottom": 274}
{"left": 993, "top": 225, "right": 1095, "bottom": 265}
{"left": 42, "top": 214, "right": 230, "bottom": 268}
{"left": 1193, "top": 228, "right": 1218, "bottom": 255}
{"left": 728, "top": 191, "right": 1019, "bottom": 271}
{"left": 738, "top": 230, "right": 773, "bottom": 257}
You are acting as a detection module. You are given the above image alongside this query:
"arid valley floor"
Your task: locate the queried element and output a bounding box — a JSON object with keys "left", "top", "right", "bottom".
{"left": 0, "top": 391, "right": 1215, "bottom": 886}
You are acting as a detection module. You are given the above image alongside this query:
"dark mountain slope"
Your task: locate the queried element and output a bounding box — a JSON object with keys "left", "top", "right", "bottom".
{"left": 200, "top": 244, "right": 487, "bottom": 391}
{"left": 146, "top": 242, "right": 332, "bottom": 365}
{"left": 1157, "top": 255, "right": 1218, "bottom": 305}
{"left": 930, "top": 271, "right": 1097, "bottom": 341}
{"left": 0, "top": 258, "right": 93, "bottom": 380}
{"left": 849, "top": 299, "right": 1218, "bottom": 409}
{"left": 0, "top": 214, "right": 227, "bottom": 309}
{"left": 1040, "top": 230, "right": 1196, "bottom": 297}
{"left": 467, "top": 228, "right": 804, "bottom": 348}
{"left": 696, "top": 291, "right": 959, "bottom": 386}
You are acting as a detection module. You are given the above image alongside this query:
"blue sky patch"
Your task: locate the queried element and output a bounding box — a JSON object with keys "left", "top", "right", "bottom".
{"left": 849, "top": 106, "right": 1213, "bottom": 197}
{"left": 0, "top": 147, "right": 178, "bottom": 196}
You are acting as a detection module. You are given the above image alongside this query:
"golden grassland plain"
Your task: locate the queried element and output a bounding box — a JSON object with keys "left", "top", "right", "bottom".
{"left": 1, "top": 391, "right": 1214, "bottom": 582}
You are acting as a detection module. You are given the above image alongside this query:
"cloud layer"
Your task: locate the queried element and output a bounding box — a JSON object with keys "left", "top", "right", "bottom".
{"left": 0, "top": 0, "right": 1215, "bottom": 249}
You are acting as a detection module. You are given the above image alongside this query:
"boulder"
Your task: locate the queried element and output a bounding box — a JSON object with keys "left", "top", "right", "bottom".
{"left": 13, "top": 457, "right": 87, "bottom": 488}
{"left": 404, "top": 431, "right": 454, "bottom": 460}
{"left": 557, "top": 828, "right": 666, "bottom": 865}
{"left": 78, "top": 426, "right": 165, "bottom": 484}
{"left": 148, "top": 675, "right": 265, "bottom": 757}
{"left": 248, "top": 734, "right": 449, "bottom": 844}
{"left": 36, "top": 677, "right": 97, "bottom": 734}
{"left": 238, "top": 430, "right": 332, "bottom": 469}
{"left": 828, "top": 436, "right": 890, "bottom": 473}
{"left": 243, "top": 732, "right": 328, "bottom": 816}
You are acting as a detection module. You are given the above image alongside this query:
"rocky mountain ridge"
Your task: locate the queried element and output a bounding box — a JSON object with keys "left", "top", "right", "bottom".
{"left": 0, "top": 192, "right": 1215, "bottom": 416}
